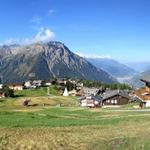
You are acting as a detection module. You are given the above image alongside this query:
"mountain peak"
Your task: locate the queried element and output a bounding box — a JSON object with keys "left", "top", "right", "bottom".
{"left": 0, "top": 41, "right": 117, "bottom": 84}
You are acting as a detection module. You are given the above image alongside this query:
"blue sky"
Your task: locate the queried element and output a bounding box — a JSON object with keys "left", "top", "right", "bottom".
{"left": 0, "top": 0, "right": 150, "bottom": 62}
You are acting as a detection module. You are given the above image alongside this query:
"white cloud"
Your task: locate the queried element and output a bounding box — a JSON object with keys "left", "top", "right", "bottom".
{"left": 1, "top": 27, "right": 55, "bottom": 45}
{"left": 31, "top": 16, "right": 41, "bottom": 25}
{"left": 33, "top": 27, "right": 55, "bottom": 43}
{"left": 76, "top": 52, "right": 112, "bottom": 59}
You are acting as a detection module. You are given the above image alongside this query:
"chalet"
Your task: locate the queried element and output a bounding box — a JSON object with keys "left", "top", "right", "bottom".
{"left": 24, "top": 80, "right": 42, "bottom": 89}
{"left": 45, "top": 81, "right": 52, "bottom": 86}
{"left": 69, "top": 89, "right": 77, "bottom": 96}
{"left": 83, "top": 87, "right": 100, "bottom": 96}
{"left": 79, "top": 95, "right": 102, "bottom": 108}
{"left": 134, "top": 77, "right": 150, "bottom": 107}
{"left": 76, "top": 83, "right": 84, "bottom": 90}
{"left": 0, "top": 84, "right": 3, "bottom": 89}
{"left": 32, "top": 80, "right": 42, "bottom": 87}
{"left": 57, "top": 78, "right": 67, "bottom": 85}
{"left": 102, "top": 90, "right": 130, "bottom": 107}
{"left": 8, "top": 84, "right": 23, "bottom": 91}
{"left": 24, "top": 81, "right": 32, "bottom": 88}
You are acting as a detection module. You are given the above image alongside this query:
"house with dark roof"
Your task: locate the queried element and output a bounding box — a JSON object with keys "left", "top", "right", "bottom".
{"left": 102, "top": 90, "right": 130, "bottom": 106}
{"left": 82, "top": 87, "right": 100, "bottom": 96}
{"left": 78, "top": 95, "right": 102, "bottom": 108}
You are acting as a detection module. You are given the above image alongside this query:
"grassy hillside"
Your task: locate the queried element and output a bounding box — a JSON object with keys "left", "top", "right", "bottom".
{"left": 0, "top": 96, "right": 77, "bottom": 112}
{"left": 15, "top": 85, "right": 59, "bottom": 97}
{"left": 0, "top": 107, "right": 149, "bottom": 127}
{"left": 0, "top": 107, "right": 150, "bottom": 149}
{"left": 0, "top": 92, "right": 150, "bottom": 150}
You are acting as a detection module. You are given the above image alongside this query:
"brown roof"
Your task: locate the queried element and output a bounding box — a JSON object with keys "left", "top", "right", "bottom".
{"left": 135, "top": 88, "right": 150, "bottom": 101}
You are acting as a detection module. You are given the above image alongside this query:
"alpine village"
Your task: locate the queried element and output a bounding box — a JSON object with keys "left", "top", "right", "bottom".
{"left": 0, "top": 42, "right": 149, "bottom": 109}
{"left": 1, "top": 0, "right": 150, "bottom": 149}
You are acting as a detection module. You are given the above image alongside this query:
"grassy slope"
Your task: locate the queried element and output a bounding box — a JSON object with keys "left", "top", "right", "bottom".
{"left": 0, "top": 107, "right": 150, "bottom": 127}
{"left": 0, "top": 87, "right": 150, "bottom": 149}
{"left": 15, "top": 85, "right": 59, "bottom": 97}
{"left": 0, "top": 108, "right": 150, "bottom": 149}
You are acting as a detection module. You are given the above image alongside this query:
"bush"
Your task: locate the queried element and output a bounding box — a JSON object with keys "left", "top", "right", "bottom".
{"left": 1, "top": 85, "right": 14, "bottom": 97}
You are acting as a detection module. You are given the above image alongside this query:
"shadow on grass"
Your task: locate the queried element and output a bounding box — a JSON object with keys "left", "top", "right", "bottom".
{"left": 13, "top": 94, "right": 25, "bottom": 98}
{"left": 28, "top": 104, "right": 39, "bottom": 107}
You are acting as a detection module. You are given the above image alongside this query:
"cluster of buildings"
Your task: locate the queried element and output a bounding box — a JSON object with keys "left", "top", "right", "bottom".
{"left": 7, "top": 80, "right": 44, "bottom": 91}
{"left": 6, "top": 80, "right": 55, "bottom": 91}
{"left": 0, "top": 80, "right": 46, "bottom": 98}
{"left": 78, "top": 89, "right": 131, "bottom": 108}
{"left": 1, "top": 76, "right": 150, "bottom": 109}
{"left": 78, "top": 77, "right": 150, "bottom": 108}
{"left": 0, "top": 78, "right": 84, "bottom": 98}
{"left": 0, "top": 80, "right": 51, "bottom": 98}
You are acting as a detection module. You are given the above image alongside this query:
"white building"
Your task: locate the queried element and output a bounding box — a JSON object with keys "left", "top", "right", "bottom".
{"left": 63, "top": 87, "right": 69, "bottom": 96}
{"left": 24, "top": 81, "right": 32, "bottom": 88}
{"left": 79, "top": 95, "right": 102, "bottom": 108}
{"left": 83, "top": 87, "right": 99, "bottom": 96}
{"left": 0, "top": 84, "right": 3, "bottom": 89}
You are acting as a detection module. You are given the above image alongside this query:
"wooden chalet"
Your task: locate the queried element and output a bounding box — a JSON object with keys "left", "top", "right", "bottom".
{"left": 134, "top": 77, "right": 150, "bottom": 107}
{"left": 102, "top": 90, "right": 130, "bottom": 106}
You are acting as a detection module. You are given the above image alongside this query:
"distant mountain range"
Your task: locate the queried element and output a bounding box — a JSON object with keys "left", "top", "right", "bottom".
{"left": 87, "top": 58, "right": 150, "bottom": 88}
{"left": 129, "top": 69, "right": 150, "bottom": 88}
{"left": 86, "top": 58, "right": 137, "bottom": 82}
{"left": 126, "top": 61, "right": 150, "bottom": 72}
{"left": 0, "top": 41, "right": 118, "bottom": 84}
{"left": 121, "top": 62, "right": 150, "bottom": 88}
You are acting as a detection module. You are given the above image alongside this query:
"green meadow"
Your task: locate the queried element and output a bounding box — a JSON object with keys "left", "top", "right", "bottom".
{"left": 0, "top": 87, "right": 150, "bottom": 150}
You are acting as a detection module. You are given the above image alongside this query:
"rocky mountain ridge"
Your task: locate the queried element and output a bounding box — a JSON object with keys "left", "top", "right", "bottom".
{"left": 0, "top": 41, "right": 118, "bottom": 84}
